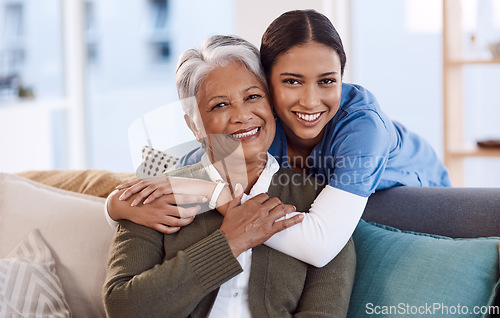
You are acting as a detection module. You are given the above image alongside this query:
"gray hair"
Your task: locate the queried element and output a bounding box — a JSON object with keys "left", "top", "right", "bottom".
{"left": 176, "top": 35, "right": 266, "bottom": 118}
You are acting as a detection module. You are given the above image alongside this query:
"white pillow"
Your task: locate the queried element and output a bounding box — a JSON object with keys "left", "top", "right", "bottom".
{"left": 0, "top": 173, "right": 115, "bottom": 318}
{"left": 0, "top": 230, "right": 72, "bottom": 317}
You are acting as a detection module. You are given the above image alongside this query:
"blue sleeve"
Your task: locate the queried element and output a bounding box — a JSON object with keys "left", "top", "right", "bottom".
{"left": 340, "top": 83, "right": 379, "bottom": 110}
{"left": 328, "top": 110, "right": 391, "bottom": 197}
{"left": 176, "top": 146, "right": 205, "bottom": 168}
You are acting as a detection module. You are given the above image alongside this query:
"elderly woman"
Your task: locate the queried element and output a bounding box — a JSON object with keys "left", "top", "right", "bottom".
{"left": 103, "top": 35, "right": 355, "bottom": 317}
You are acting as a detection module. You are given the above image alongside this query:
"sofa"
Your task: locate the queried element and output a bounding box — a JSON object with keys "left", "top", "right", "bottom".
{"left": 0, "top": 170, "right": 498, "bottom": 317}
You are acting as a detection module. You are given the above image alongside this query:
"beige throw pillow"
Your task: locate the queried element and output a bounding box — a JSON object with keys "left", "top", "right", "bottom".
{"left": 0, "top": 230, "right": 72, "bottom": 317}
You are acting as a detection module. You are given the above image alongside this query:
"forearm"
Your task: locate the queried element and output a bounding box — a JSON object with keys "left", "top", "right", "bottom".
{"left": 264, "top": 186, "right": 367, "bottom": 267}
{"left": 104, "top": 221, "right": 242, "bottom": 317}
{"left": 106, "top": 189, "right": 150, "bottom": 225}
{"left": 167, "top": 176, "right": 216, "bottom": 198}
{"left": 105, "top": 178, "right": 232, "bottom": 225}
{"left": 167, "top": 176, "right": 233, "bottom": 211}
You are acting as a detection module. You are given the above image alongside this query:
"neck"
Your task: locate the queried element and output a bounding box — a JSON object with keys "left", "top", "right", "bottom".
{"left": 282, "top": 125, "right": 323, "bottom": 173}
{"left": 211, "top": 153, "right": 267, "bottom": 194}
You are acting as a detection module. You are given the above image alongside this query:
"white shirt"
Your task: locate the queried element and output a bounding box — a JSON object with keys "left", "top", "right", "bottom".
{"left": 203, "top": 153, "right": 278, "bottom": 318}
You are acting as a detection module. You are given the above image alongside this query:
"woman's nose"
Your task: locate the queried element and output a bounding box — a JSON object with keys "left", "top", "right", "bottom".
{"left": 231, "top": 103, "right": 253, "bottom": 123}
{"left": 299, "top": 85, "right": 321, "bottom": 109}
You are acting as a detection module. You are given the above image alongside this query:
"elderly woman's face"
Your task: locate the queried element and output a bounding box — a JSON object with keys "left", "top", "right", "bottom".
{"left": 192, "top": 62, "right": 275, "bottom": 162}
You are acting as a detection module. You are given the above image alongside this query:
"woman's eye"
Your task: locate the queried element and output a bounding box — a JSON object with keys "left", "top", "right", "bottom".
{"left": 283, "top": 78, "right": 300, "bottom": 85}
{"left": 246, "top": 94, "right": 262, "bottom": 101}
{"left": 212, "top": 102, "right": 227, "bottom": 110}
{"left": 319, "top": 78, "right": 336, "bottom": 85}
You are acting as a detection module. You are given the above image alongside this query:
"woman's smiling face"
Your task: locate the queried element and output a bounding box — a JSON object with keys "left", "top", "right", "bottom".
{"left": 269, "top": 41, "right": 342, "bottom": 144}
{"left": 191, "top": 61, "right": 275, "bottom": 162}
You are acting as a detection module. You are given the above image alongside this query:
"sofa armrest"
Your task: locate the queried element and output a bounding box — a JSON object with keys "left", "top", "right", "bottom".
{"left": 363, "top": 186, "right": 500, "bottom": 238}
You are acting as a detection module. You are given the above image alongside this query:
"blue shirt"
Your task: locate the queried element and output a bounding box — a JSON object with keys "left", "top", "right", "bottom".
{"left": 180, "top": 83, "right": 451, "bottom": 197}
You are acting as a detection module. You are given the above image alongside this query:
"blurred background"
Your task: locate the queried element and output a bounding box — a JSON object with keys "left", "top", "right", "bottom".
{"left": 0, "top": 0, "right": 499, "bottom": 187}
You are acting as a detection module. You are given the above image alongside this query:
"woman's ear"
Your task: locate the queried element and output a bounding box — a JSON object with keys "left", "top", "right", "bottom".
{"left": 184, "top": 114, "right": 202, "bottom": 142}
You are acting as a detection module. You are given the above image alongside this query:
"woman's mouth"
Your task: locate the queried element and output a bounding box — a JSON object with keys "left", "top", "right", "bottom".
{"left": 230, "top": 127, "right": 260, "bottom": 140}
{"left": 294, "top": 112, "right": 324, "bottom": 126}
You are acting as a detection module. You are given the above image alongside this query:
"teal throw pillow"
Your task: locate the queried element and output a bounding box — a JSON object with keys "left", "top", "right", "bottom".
{"left": 347, "top": 220, "right": 500, "bottom": 318}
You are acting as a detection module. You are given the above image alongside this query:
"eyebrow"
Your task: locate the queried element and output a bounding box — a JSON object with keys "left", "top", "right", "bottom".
{"left": 207, "top": 86, "right": 264, "bottom": 104}
{"left": 243, "top": 85, "right": 264, "bottom": 93}
{"left": 207, "top": 95, "right": 227, "bottom": 104}
{"left": 279, "top": 71, "right": 339, "bottom": 77}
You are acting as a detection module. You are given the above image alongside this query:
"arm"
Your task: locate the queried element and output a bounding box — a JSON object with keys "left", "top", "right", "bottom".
{"left": 265, "top": 111, "right": 390, "bottom": 267}
{"left": 265, "top": 187, "right": 367, "bottom": 267}
{"left": 105, "top": 188, "right": 200, "bottom": 233}
{"left": 293, "top": 239, "right": 356, "bottom": 317}
{"left": 105, "top": 176, "right": 234, "bottom": 232}
{"left": 104, "top": 220, "right": 241, "bottom": 318}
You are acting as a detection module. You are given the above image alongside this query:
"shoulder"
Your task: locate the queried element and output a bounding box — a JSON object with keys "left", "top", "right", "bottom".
{"left": 164, "top": 162, "right": 210, "bottom": 180}
{"left": 340, "top": 83, "right": 379, "bottom": 110}
{"left": 178, "top": 146, "right": 204, "bottom": 167}
{"left": 336, "top": 83, "right": 390, "bottom": 132}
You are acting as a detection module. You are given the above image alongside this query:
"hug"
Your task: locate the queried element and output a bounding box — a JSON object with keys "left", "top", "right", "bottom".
{"left": 104, "top": 9, "right": 453, "bottom": 317}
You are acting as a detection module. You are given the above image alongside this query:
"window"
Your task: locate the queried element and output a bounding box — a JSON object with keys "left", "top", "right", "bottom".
{"left": 85, "top": 1, "right": 98, "bottom": 64}
{"left": 149, "top": 0, "right": 171, "bottom": 63}
{"left": 0, "top": 3, "right": 24, "bottom": 100}
{"left": 3, "top": 3, "right": 24, "bottom": 44}
{"left": 152, "top": 0, "right": 168, "bottom": 31}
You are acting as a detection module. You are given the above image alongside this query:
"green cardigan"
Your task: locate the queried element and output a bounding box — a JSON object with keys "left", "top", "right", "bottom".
{"left": 104, "top": 163, "right": 356, "bottom": 317}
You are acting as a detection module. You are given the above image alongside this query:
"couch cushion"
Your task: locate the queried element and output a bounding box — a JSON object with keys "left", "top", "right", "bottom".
{"left": 0, "top": 173, "right": 114, "bottom": 318}
{"left": 348, "top": 220, "right": 500, "bottom": 318}
{"left": 0, "top": 229, "right": 72, "bottom": 317}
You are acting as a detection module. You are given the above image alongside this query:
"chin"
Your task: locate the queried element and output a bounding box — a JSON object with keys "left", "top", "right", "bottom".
{"left": 240, "top": 146, "right": 268, "bottom": 161}
{"left": 294, "top": 129, "right": 323, "bottom": 141}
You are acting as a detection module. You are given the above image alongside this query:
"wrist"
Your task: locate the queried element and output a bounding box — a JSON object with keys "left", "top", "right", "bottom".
{"left": 209, "top": 180, "right": 226, "bottom": 209}
{"left": 216, "top": 188, "right": 232, "bottom": 215}
{"left": 220, "top": 229, "right": 243, "bottom": 258}
{"left": 107, "top": 190, "right": 123, "bottom": 221}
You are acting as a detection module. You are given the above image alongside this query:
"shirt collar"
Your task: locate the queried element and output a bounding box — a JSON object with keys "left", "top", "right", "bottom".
{"left": 200, "top": 153, "right": 279, "bottom": 200}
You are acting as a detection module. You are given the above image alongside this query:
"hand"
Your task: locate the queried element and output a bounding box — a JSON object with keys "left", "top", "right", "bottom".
{"left": 109, "top": 188, "right": 202, "bottom": 234}
{"left": 117, "top": 177, "right": 208, "bottom": 208}
{"left": 127, "top": 193, "right": 201, "bottom": 234}
{"left": 220, "top": 187, "right": 303, "bottom": 257}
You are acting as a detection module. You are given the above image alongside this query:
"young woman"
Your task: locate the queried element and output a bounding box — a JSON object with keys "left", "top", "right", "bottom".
{"left": 104, "top": 35, "right": 355, "bottom": 317}
{"left": 109, "top": 9, "right": 450, "bottom": 267}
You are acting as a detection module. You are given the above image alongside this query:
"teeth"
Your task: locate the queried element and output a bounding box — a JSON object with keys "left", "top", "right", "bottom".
{"left": 296, "top": 112, "right": 321, "bottom": 122}
{"left": 231, "top": 128, "right": 259, "bottom": 139}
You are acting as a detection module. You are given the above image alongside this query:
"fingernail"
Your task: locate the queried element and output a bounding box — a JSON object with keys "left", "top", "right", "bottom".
{"left": 234, "top": 183, "right": 243, "bottom": 196}
{"left": 201, "top": 197, "right": 208, "bottom": 203}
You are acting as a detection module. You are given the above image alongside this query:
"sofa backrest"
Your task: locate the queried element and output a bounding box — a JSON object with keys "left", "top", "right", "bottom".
{"left": 364, "top": 186, "right": 500, "bottom": 238}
